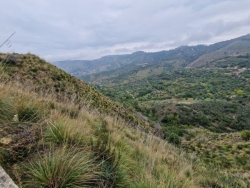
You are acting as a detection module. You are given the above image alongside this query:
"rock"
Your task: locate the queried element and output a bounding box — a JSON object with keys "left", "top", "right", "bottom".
{"left": 0, "top": 166, "right": 18, "bottom": 188}
{"left": 0, "top": 137, "right": 12, "bottom": 145}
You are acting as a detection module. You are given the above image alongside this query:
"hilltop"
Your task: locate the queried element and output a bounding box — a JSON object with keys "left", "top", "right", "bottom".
{"left": 1, "top": 53, "right": 249, "bottom": 187}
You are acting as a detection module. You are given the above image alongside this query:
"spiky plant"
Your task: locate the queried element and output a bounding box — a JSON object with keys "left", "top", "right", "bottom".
{"left": 24, "top": 147, "right": 99, "bottom": 188}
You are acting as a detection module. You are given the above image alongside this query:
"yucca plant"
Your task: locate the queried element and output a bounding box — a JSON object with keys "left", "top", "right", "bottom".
{"left": 23, "top": 147, "right": 99, "bottom": 188}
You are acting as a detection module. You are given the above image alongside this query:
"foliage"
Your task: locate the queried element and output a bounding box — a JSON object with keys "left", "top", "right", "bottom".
{"left": 167, "top": 132, "right": 181, "bottom": 145}
{"left": 241, "top": 130, "right": 250, "bottom": 141}
{"left": 95, "top": 57, "right": 250, "bottom": 132}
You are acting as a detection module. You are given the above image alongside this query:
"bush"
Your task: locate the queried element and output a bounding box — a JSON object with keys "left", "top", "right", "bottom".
{"left": 167, "top": 133, "right": 181, "bottom": 145}
{"left": 241, "top": 130, "right": 250, "bottom": 141}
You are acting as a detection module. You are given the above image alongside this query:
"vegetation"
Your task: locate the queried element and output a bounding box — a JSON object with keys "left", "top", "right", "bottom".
{"left": 88, "top": 54, "right": 250, "bottom": 182}
{"left": 0, "top": 53, "right": 150, "bottom": 131}
{"left": 96, "top": 57, "right": 250, "bottom": 131}
{"left": 1, "top": 52, "right": 249, "bottom": 187}
{"left": 241, "top": 130, "right": 250, "bottom": 141}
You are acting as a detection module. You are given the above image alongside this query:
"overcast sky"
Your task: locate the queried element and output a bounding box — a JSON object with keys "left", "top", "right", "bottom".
{"left": 0, "top": 0, "right": 250, "bottom": 62}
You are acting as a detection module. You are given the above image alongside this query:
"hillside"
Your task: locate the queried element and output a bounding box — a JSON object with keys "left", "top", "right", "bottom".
{"left": 92, "top": 54, "right": 250, "bottom": 180}
{"left": 187, "top": 34, "right": 250, "bottom": 68}
{"left": 95, "top": 55, "right": 250, "bottom": 132}
{"left": 0, "top": 53, "right": 150, "bottom": 131}
{"left": 54, "top": 47, "right": 206, "bottom": 79}
{"left": 1, "top": 53, "right": 249, "bottom": 187}
{"left": 53, "top": 34, "right": 250, "bottom": 83}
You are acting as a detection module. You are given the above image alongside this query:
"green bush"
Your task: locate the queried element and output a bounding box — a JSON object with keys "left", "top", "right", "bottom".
{"left": 167, "top": 133, "right": 181, "bottom": 145}
{"left": 161, "top": 114, "right": 180, "bottom": 126}
{"left": 241, "top": 130, "right": 250, "bottom": 141}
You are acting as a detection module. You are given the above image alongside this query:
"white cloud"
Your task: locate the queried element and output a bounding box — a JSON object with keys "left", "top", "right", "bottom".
{"left": 0, "top": 0, "right": 249, "bottom": 61}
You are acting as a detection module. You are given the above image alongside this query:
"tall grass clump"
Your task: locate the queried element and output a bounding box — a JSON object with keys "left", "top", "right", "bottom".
{"left": 90, "top": 118, "right": 133, "bottom": 187}
{"left": 0, "top": 97, "right": 14, "bottom": 123}
{"left": 23, "top": 147, "right": 99, "bottom": 188}
{"left": 15, "top": 100, "right": 43, "bottom": 123}
{"left": 45, "top": 121, "right": 84, "bottom": 145}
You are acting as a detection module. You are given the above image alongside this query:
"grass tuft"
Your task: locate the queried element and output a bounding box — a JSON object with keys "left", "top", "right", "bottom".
{"left": 45, "top": 120, "right": 86, "bottom": 146}
{"left": 23, "top": 147, "right": 99, "bottom": 188}
{"left": 0, "top": 97, "right": 14, "bottom": 123}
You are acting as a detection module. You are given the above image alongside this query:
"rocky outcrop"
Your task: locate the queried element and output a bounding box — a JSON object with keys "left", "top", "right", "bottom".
{"left": 0, "top": 166, "right": 18, "bottom": 188}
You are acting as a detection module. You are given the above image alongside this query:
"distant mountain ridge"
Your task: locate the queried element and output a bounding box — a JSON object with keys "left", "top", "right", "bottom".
{"left": 53, "top": 34, "right": 250, "bottom": 80}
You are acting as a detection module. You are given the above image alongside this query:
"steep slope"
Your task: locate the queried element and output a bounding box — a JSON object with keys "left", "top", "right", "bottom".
{"left": 0, "top": 53, "right": 150, "bottom": 130}
{"left": 0, "top": 53, "right": 249, "bottom": 187}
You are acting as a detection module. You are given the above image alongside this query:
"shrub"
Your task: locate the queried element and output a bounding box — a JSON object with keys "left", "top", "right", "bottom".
{"left": 161, "top": 114, "right": 180, "bottom": 126}
{"left": 241, "top": 130, "right": 250, "bottom": 141}
{"left": 167, "top": 133, "right": 181, "bottom": 145}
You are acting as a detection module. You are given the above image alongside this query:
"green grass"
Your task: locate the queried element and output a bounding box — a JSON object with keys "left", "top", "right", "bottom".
{"left": 0, "top": 97, "right": 15, "bottom": 123}
{"left": 23, "top": 147, "right": 99, "bottom": 188}
{"left": 45, "top": 121, "right": 83, "bottom": 145}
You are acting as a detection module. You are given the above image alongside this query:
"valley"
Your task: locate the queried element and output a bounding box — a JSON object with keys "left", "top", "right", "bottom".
{"left": 54, "top": 35, "right": 250, "bottom": 184}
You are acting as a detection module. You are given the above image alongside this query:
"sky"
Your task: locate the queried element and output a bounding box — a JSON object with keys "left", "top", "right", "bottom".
{"left": 0, "top": 0, "right": 250, "bottom": 62}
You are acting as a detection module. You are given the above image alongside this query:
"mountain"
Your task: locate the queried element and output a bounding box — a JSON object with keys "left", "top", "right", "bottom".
{"left": 1, "top": 52, "right": 249, "bottom": 187}
{"left": 187, "top": 34, "right": 250, "bottom": 67}
{"left": 53, "top": 34, "right": 250, "bottom": 82}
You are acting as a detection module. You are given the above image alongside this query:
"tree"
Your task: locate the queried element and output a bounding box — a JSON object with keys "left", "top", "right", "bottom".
{"left": 167, "top": 133, "right": 181, "bottom": 145}
{"left": 241, "top": 130, "right": 250, "bottom": 141}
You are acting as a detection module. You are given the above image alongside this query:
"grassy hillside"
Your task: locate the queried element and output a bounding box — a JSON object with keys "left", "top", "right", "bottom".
{"left": 1, "top": 53, "right": 249, "bottom": 187}
{"left": 0, "top": 53, "right": 150, "bottom": 131}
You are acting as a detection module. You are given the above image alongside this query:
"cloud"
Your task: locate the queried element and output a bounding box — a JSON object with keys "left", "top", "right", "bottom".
{"left": 0, "top": 0, "right": 250, "bottom": 61}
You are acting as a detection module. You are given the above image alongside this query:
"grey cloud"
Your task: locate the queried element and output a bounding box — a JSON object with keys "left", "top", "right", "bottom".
{"left": 1, "top": 0, "right": 250, "bottom": 61}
